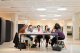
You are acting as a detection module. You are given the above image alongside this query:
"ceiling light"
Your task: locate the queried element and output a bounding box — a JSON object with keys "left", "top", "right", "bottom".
{"left": 47, "top": 11, "right": 58, "bottom": 12}
{"left": 47, "top": 6, "right": 61, "bottom": 8}
{"left": 23, "top": 20, "right": 27, "bottom": 21}
{"left": 41, "top": 19, "right": 47, "bottom": 20}
{"left": 54, "top": 15, "right": 61, "bottom": 17}
{"left": 40, "top": 15, "right": 46, "bottom": 17}
{"left": 53, "top": 19, "right": 58, "bottom": 20}
{"left": 47, "top": 14, "right": 56, "bottom": 15}
{"left": 57, "top": 8, "right": 67, "bottom": 10}
{"left": 37, "top": 8, "right": 46, "bottom": 11}
{"left": 20, "top": 18, "right": 28, "bottom": 19}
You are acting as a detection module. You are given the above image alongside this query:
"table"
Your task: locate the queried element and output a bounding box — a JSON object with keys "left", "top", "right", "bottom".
{"left": 19, "top": 33, "right": 58, "bottom": 51}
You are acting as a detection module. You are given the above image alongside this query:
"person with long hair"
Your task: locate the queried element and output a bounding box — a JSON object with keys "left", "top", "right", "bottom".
{"left": 35, "top": 25, "right": 43, "bottom": 47}
{"left": 43, "top": 25, "right": 50, "bottom": 47}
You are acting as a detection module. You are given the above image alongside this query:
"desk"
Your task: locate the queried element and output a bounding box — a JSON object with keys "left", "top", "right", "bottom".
{"left": 19, "top": 33, "right": 58, "bottom": 51}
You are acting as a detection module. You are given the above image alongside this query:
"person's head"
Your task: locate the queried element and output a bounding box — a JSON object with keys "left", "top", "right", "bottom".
{"left": 54, "top": 23, "right": 61, "bottom": 31}
{"left": 45, "top": 25, "right": 48, "bottom": 30}
{"left": 28, "top": 25, "right": 32, "bottom": 29}
{"left": 37, "top": 25, "right": 40, "bottom": 30}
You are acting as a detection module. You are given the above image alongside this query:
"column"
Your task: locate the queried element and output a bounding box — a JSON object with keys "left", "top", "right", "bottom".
{"left": 11, "top": 13, "right": 18, "bottom": 36}
{"left": 25, "top": 20, "right": 28, "bottom": 25}
{"left": 63, "top": 21, "right": 67, "bottom": 37}
{"left": 72, "top": 13, "right": 80, "bottom": 39}
{"left": 24, "top": 20, "right": 31, "bottom": 25}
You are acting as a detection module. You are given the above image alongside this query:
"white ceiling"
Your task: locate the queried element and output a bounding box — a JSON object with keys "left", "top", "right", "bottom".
{"left": 0, "top": 0, "right": 80, "bottom": 20}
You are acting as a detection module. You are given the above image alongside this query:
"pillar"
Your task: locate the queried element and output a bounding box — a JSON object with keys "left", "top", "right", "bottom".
{"left": 11, "top": 13, "right": 18, "bottom": 36}
{"left": 25, "top": 20, "right": 28, "bottom": 25}
{"left": 72, "top": 13, "right": 80, "bottom": 39}
{"left": 63, "top": 21, "right": 67, "bottom": 37}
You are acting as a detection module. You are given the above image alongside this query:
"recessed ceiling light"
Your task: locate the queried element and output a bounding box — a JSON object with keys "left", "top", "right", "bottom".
{"left": 40, "top": 15, "right": 47, "bottom": 17}
{"left": 54, "top": 15, "right": 61, "bottom": 17}
{"left": 41, "top": 19, "right": 47, "bottom": 20}
{"left": 20, "top": 18, "right": 28, "bottom": 19}
{"left": 47, "top": 14, "right": 56, "bottom": 15}
{"left": 53, "top": 19, "right": 58, "bottom": 20}
{"left": 47, "top": 11, "right": 58, "bottom": 12}
{"left": 37, "top": 8, "right": 46, "bottom": 11}
{"left": 23, "top": 20, "right": 27, "bottom": 21}
{"left": 57, "top": 8, "right": 67, "bottom": 10}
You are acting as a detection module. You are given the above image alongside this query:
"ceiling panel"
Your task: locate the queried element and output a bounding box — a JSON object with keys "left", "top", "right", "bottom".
{"left": 19, "top": 2, "right": 29, "bottom": 7}
{"left": 0, "top": 0, "right": 80, "bottom": 20}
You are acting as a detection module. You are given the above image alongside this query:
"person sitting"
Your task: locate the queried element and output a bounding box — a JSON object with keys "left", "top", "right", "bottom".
{"left": 19, "top": 25, "right": 34, "bottom": 47}
{"left": 43, "top": 25, "right": 50, "bottom": 47}
{"left": 51, "top": 23, "right": 65, "bottom": 47}
{"left": 35, "top": 25, "right": 43, "bottom": 47}
{"left": 26, "top": 25, "right": 33, "bottom": 41}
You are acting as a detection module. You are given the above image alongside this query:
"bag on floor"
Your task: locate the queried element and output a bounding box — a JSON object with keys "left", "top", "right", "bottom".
{"left": 31, "top": 44, "right": 37, "bottom": 48}
{"left": 59, "top": 41, "right": 64, "bottom": 48}
{"left": 52, "top": 45, "right": 62, "bottom": 51}
{"left": 18, "top": 43, "right": 26, "bottom": 49}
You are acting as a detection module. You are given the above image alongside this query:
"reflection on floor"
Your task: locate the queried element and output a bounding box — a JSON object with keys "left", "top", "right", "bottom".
{"left": 0, "top": 36, "right": 80, "bottom": 53}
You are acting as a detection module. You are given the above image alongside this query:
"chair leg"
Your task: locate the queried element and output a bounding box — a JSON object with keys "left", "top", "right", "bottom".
{"left": 63, "top": 41, "right": 67, "bottom": 50}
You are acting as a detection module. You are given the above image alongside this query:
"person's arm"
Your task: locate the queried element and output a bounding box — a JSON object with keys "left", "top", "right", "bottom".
{"left": 31, "top": 29, "right": 33, "bottom": 32}
{"left": 51, "top": 27, "right": 55, "bottom": 33}
{"left": 48, "top": 29, "right": 51, "bottom": 33}
{"left": 19, "top": 28, "right": 23, "bottom": 33}
{"left": 43, "top": 30, "right": 45, "bottom": 33}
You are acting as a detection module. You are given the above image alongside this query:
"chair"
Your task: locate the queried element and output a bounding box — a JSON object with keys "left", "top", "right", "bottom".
{"left": 58, "top": 40, "right": 67, "bottom": 50}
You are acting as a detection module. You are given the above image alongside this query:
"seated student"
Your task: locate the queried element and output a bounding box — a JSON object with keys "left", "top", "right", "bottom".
{"left": 26, "top": 25, "right": 33, "bottom": 41}
{"left": 51, "top": 23, "right": 65, "bottom": 47}
{"left": 35, "top": 25, "right": 43, "bottom": 47}
{"left": 19, "top": 25, "right": 34, "bottom": 47}
{"left": 43, "top": 25, "right": 50, "bottom": 47}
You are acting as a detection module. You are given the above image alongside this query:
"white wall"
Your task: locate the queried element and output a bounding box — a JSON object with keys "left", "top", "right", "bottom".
{"left": 67, "top": 21, "right": 73, "bottom": 26}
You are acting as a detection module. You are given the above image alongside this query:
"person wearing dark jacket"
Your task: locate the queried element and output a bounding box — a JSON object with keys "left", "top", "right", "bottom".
{"left": 13, "top": 25, "right": 28, "bottom": 48}
{"left": 13, "top": 32, "right": 19, "bottom": 48}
